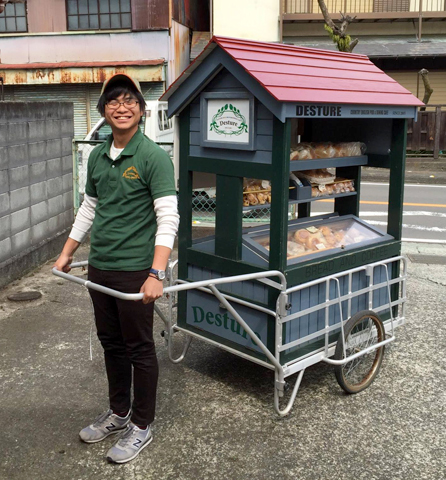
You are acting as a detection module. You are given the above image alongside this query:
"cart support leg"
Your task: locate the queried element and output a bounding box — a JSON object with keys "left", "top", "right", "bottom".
{"left": 274, "top": 369, "right": 306, "bottom": 417}
{"left": 153, "top": 260, "right": 193, "bottom": 364}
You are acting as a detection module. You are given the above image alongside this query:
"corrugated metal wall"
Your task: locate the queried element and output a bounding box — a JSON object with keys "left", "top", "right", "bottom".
{"left": 5, "top": 82, "right": 165, "bottom": 139}
{"left": 387, "top": 70, "right": 446, "bottom": 106}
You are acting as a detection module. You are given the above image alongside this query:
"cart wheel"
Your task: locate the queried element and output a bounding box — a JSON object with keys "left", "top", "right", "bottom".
{"left": 334, "top": 310, "right": 385, "bottom": 394}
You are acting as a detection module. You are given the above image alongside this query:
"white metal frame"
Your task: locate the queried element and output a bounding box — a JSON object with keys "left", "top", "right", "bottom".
{"left": 52, "top": 255, "right": 407, "bottom": 416}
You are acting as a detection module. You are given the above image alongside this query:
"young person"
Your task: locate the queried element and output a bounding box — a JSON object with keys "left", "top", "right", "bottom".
{"left": 54, "top": 74, "right": 179, "bottom": 464}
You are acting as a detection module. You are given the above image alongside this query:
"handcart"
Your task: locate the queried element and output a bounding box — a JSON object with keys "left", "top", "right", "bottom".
{"left": 59, "top": 37, "right": 422, "bottom": 416}
{"left": 53, "top": 254, "right": 407, "bottom": 416}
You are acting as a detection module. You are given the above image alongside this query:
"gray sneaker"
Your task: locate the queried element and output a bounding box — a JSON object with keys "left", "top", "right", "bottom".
{"left": 79, "top": 409, "right": 131, "bottom": 444}
{"left": 106, "top": 423, "right": 153, "bottom": 464}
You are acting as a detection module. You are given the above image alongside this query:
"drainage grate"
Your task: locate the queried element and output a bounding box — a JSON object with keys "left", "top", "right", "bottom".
{"left": 406, "top": 254, "right": 446, "bottom": 265}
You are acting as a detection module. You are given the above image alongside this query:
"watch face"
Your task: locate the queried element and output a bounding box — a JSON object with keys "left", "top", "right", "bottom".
{"left": 158, "top": 270, "right": 166, "bottom": 280}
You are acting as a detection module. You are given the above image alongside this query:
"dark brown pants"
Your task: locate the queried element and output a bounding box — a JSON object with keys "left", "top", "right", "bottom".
{"left": 88, "top": 265, "right": 158, "bottom": 426}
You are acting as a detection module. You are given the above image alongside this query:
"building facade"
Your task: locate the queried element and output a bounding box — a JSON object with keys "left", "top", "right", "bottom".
{"left": 0, "top": 0, "right": 209, "bottom": 138}
{"left": 281, "top": 0, "right": 446, "bottom": 105}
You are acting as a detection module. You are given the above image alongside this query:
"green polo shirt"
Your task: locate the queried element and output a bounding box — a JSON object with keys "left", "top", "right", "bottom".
{"left": 85, "top": 129, "right": 176, "bottom": 271}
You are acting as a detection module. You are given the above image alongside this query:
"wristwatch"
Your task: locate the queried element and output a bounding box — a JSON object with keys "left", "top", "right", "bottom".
{"left": 149, "top": 268, "right": 166, "bottom": 281}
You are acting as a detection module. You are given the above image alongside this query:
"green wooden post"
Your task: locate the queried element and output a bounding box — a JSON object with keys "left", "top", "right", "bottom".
{"left": 388, "top": 119, "right": 407, "bottom": 315}
{"left": 269, "top": 117, "right": 291, "bottom": 272}
{"left": 387, "top": 119, "right": 407, "bottom": 242}
{"left": 215, "top": 175, "right": 243, "bottom": 260}
{"left": 178, "top": 106, "right": 192, "bottom": 280}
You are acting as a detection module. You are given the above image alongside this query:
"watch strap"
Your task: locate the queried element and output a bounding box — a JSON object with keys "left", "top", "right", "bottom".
{"left": 149, "top": 268, "right": 165, "bottom": 280}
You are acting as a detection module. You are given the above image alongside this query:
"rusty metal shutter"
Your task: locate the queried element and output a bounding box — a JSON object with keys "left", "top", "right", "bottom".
{"left": 5, "top": 81, "right": 165, "bottom": 140}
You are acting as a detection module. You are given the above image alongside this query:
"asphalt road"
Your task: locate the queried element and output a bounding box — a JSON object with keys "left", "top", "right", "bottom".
{"left": 311, "top": 182, "right": 446, "bottom": 244}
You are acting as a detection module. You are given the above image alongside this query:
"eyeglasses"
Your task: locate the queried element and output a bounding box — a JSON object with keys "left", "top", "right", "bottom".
{"left": 106, "top": 99, "right": 139, "bottom": 109}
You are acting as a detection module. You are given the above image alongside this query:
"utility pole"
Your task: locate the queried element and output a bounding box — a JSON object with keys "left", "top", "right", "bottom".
{"left": 418, "top": 0, "right": 423, "bottom": 42}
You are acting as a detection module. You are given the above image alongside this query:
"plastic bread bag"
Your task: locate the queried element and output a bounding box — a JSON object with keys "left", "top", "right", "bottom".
{"left": 261, "top": 179, "right": 272, "bottom": 191}
{"left": 290, "top": 143, "right": 315, "bottom": 161}
{"left": 257, "top": 193, "right": 267, "bottom": 205}
{"left": 312, "top": 142, "right": 337, "bottom": 159}
{"left": 332, "top": 182, "right": 345, "bottom": 194}
{"left": 343, "top": 180, "right": 355, "bottom": 192}
{"left": 297, "top": 168, "right": 336, "bottom": 184}
{"left": 246, "top": 193, "right": 259, "bottom": 205}
{"left": 243, "top": 178, "right": 262, "bottom": 192}
{"left": 311, "top": 186, "right": 320, "bottom": 198}
{"left": 337, "top": 142, "right": 367, "bottom": 157}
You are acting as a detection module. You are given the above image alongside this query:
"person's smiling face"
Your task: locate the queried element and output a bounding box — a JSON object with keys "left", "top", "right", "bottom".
{"left": 104, "top": 93, "right": 143, "bottom": 134}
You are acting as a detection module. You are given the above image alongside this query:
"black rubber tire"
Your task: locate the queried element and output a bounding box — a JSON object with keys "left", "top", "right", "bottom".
{"left": 334, "top": 310, "right": 385, "bottom": 394}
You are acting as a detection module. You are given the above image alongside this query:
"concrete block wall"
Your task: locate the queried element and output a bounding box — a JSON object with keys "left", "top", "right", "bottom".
{"left": 0, "top": 102, "right": 74, "bottom": 288}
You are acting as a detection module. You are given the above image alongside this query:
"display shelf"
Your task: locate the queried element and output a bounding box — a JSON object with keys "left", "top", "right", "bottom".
{"left": 289, "top": 191, "right": 357, "bottom": 205}
{"left": 242, "top": 191, "right": 357, "bottom": 211}
{"left": 242, "top": 203, "right": 272, "bottom": 212}
{"left": 289, "top": 155, "right": 368, "bottom": 171}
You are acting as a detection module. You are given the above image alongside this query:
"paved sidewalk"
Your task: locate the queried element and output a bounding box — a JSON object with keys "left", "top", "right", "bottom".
{"left": 0, "top": 242, "right": 445, "bottom": 480}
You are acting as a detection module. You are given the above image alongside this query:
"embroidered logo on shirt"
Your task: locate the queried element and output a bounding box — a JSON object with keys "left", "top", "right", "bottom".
{"left": 122, "top": 166, "right": 140, "bottom": 180}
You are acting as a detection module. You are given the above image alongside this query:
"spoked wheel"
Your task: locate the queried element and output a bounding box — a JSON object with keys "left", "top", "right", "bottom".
{"left": 334, "top": 310, "right": 385, "bottom": 394}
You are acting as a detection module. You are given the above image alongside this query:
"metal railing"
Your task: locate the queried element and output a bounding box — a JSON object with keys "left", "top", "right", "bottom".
{"left": 284, "top": 0, "right": 445, "bottom": 14}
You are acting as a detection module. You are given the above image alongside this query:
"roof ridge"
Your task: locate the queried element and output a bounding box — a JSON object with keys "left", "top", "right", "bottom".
{"left": 213, "top": 36, "right": 369, "bottom": 60}
{"left": 250, "top": 69, "right": 400, "bottom": 84}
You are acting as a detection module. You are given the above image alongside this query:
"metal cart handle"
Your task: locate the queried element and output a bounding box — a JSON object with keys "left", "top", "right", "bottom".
{"left": 52, "top": 262, "right": 287, "bottom": 300}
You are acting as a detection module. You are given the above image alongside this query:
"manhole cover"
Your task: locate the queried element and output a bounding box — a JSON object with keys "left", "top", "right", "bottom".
{"left": 7, "top": 291, "right": 42, "bottom": 302}
{"left": 406, "top": 254, "right": 446, "bottom": 265}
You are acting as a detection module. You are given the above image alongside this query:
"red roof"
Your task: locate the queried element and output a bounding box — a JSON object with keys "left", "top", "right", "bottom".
{"left": 162, "top": 36, "right": 423, "bottom": 107}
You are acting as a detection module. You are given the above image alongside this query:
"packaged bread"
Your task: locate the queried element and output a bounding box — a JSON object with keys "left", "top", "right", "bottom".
{"left": 257, "top": 193, "right": 267, "bottom": 205}
{"left": 290, "top": 143, "right": 315, "bottom": 161}
{"left": 311, "top": 187, "right": 320, "bottom": 198}
{"left": 293, "top": 229, "right": 310, "bottom": 244}
{"left": 312, "top": 142, "right": 337, "bottom": 159}
{"left": 243, "top": 178, "right": 262, "bottom": 192}
{"left": 336, "top": 142, "right": 366, "bottom": 157}
{"left": 325, "top": 184, "right": 334, "bottom": 195}
{"left": 287, "top": 241, "right": 306, "bottom": 258}
{"left": 332, "top": 182, "right": 344, "bottom": 194}
{"left": 305, "top": 234, "right": 326, "bottom": 251}
{"left": 247, "top": 193, "right": 258, "bottom": 205}
{"left": 297, "top": 168, "right": 336, "bottom": 185}
{"left": 243, "top": 197, "right": 250, "bottom": 207}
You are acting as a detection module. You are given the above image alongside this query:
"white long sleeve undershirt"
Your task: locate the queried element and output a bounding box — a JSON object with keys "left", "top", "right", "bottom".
{"left": 69, "top": 194, "right": 179, "bottom": 249}
{"left": 69, "top": 142, "right": 179, "bottom": 249}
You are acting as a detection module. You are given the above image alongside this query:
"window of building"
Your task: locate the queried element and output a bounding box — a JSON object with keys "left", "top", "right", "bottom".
{"left": 66, "top": 0, "right": 131, "bottom": 30}
{"left": 0, "top": 1, "right": 27, "bottom": 33}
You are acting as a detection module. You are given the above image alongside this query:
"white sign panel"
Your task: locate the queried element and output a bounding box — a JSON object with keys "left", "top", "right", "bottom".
{"left": 206, "top": 99, "right": 250, "bottom": 144}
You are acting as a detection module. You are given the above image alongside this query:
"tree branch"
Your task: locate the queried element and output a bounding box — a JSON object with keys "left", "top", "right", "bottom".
{"left": 419, "top": 68, "right": 433, "bottom": 111}
{"left": 317, "top": 0, "right": 359, "bottom": 52}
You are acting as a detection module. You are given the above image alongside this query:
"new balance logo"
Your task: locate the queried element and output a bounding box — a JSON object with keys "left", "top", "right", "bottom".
{"left": 133, "top": 438, "right": 142, "bottom": 449}
{"left": 105, "top": 423, "right": 116, "bottom": 432}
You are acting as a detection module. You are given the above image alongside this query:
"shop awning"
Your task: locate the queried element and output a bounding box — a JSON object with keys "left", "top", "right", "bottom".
{"left": 0, "top": 60, "right": 165, "bottom": 85}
